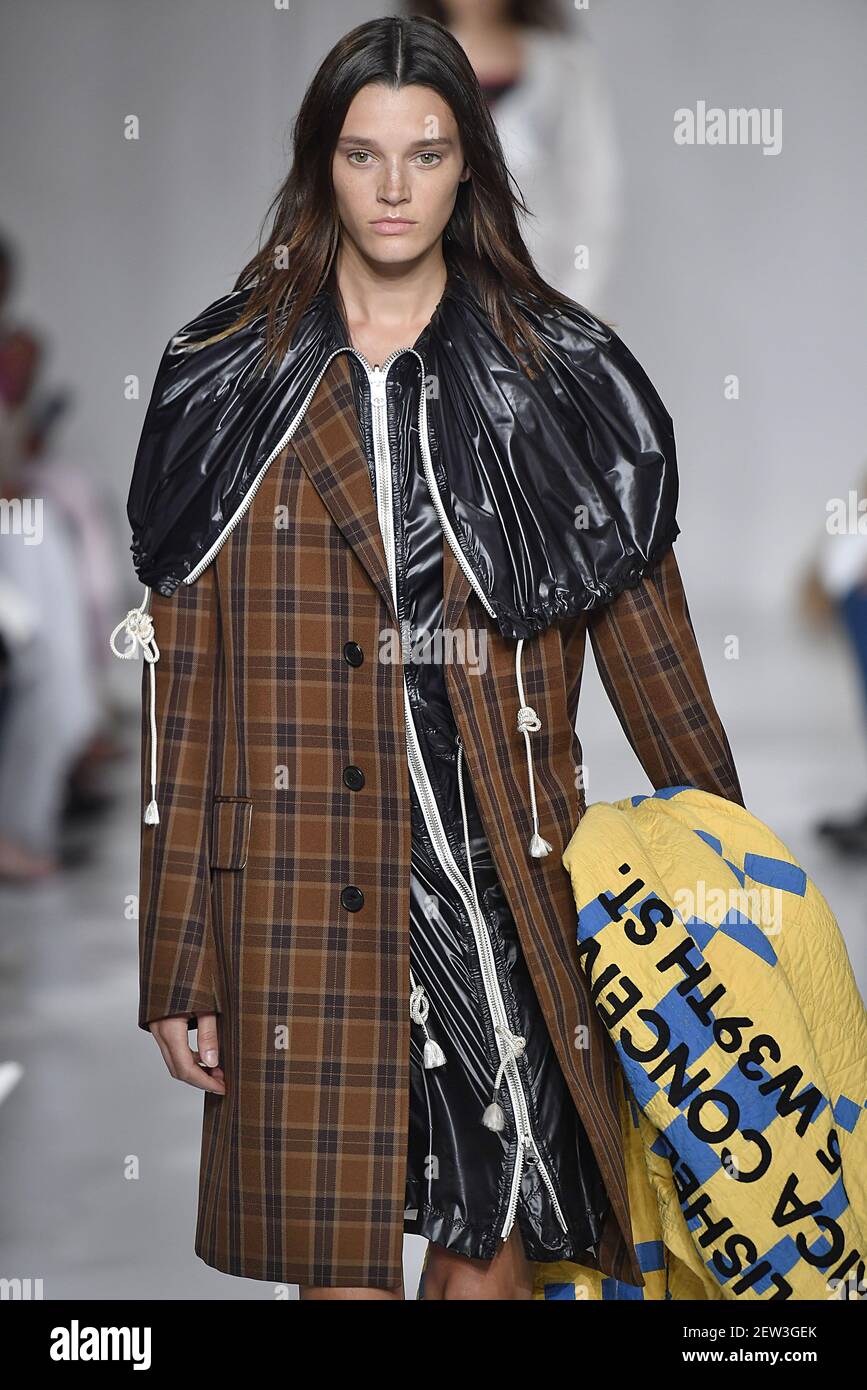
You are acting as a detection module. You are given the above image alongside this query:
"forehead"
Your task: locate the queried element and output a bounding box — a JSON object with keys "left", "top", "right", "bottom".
{"left": 338, "top": 83, "right": 458, "bottom": 139}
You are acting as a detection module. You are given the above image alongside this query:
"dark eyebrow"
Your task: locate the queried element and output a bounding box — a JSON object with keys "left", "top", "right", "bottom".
{"left": 336, "top": 135, "right": 455, "bottom": 149}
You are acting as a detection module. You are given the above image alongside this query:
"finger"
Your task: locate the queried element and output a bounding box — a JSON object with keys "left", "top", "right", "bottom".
{"left": 189, "top": 1052, "right": 225, "bottom": 1084}
{"left": 149, "top": 1020, "right": 181, "bottom": 1079}
{"left": 166, "top": 1031, "right": 226, "bottom": 1094}
{"left": 194, "top": 1012, "right": 220, "bottom": 1070}
{"left": 199, "top": 1065, "right": 225, "bottom": 1082}
{"left": 153, "top": 1017, "right": 226, "bottom": 1094}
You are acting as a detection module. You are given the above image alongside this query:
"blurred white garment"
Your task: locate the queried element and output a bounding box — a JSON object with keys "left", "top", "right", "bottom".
{"left": 816, "top": 471, "right": 867, "bottom": 598}
{"left": 0, "top": 573, "right": 38, "bottom": 648}
{"left": 0, "top": 494, "right": 100, "bottom": 854}
{"left": 817, "top": 528, "right": 867, "bottom": 599}
{"left": 492, "top": 28, "right": 623, "bottom": 313}
{"left": 27, "top": 457, "right": 122, "bottom": 671}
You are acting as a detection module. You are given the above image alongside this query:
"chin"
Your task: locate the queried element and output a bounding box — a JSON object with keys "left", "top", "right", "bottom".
{"left": 365, "top": 241, "right": 423, "bottom": 268}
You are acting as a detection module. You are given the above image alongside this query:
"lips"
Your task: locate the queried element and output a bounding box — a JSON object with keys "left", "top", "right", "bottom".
{"left": 370, "top": 219, "right": 416, "bottom": 234}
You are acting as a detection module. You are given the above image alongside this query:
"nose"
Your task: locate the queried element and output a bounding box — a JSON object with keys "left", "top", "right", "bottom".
{"left": 377, "top": 157, "right": 410, "bottom": 206}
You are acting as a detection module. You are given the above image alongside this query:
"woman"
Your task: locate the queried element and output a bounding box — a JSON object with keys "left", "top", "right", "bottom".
{"left": 110, "top": 15, "right": 743, "bottom": 1300}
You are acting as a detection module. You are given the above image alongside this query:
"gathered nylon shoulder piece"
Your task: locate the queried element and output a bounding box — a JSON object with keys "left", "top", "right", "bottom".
{"left": 125, "top": 268, "right": 680, "bottom": 637}
{"left": 126, "top": 284, "right": 340, "bottom": 598}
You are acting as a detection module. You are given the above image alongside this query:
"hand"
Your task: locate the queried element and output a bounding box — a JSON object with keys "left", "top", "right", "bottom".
{"left": 149, "top": 1012, "right": 226, "bottom": 1094}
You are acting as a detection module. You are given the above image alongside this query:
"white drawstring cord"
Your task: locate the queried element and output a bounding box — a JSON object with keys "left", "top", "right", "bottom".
{"left": 409, "top": 971, "right": 446, "bottom": 1069}
{"left": 515, "top": 638, "right": 553, "bottom": 858}
{"left": 455, "top": 736, "right": 529, "bottom": 1133}
{"left": 109, "top": 583, "right": 161, "bottom": 824}
{"left": 409, "top": 969, "right": 443, "bottom": 1212}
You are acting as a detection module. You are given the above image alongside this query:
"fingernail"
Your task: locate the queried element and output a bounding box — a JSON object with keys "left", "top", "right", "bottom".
{"left": 204, "top": 1049, "right": 218, "bottom": 1066}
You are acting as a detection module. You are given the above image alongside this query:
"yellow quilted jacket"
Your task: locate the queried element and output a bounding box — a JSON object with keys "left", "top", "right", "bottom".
{"left": 531, "top": 786, "right": 867, "bottom": 1301}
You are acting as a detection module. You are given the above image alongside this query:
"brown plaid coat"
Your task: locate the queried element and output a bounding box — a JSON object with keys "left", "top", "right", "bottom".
{"left": 136, "top": 350, "right": 744, "bottom": 1290}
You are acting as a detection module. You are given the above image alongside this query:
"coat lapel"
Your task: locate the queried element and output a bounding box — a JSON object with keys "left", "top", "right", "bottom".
{"left": 288, "top": 350, "right": 398, "bottom": 626}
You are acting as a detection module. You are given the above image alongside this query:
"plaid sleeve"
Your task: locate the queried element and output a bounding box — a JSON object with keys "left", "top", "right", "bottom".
{"left": 586, "top": 543, "right": 745, "bottom": 806}
{"left": 137, "top": 564, "right": 222, "bottom": 1031}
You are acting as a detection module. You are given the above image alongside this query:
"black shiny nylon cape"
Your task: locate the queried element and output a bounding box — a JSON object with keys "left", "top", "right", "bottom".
{"left": 126, "top": 267, "right": 680, "bottom": 640}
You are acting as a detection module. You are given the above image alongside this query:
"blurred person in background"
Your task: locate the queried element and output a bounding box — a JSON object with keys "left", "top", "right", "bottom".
{"left": 403, "top": 0, "right": 623, "bottom": 310}
{"left": 0, "top": 233, "right": 110, "bottom": 881}
{"left": 0, "top": 574, "right": 38, "bottom": 736}
{"left": 0, "top": 236, "right": 37, "bottom": 747}
{"left": 801, "top": 462, "right": 867, "bottom": 857}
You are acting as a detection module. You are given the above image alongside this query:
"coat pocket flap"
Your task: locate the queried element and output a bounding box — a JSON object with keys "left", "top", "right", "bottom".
{"left": 210, "top": 796, "right": 253, "bottom": 871}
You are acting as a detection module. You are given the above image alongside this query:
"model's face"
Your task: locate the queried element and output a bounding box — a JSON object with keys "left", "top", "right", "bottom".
{"left": 332, "top": 83, "right": 470, "bottom": 269}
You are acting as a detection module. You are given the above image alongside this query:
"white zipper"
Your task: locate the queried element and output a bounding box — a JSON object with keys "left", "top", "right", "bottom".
{"left": 358, "top": 349, "right": 569, "bottom": 1241}
{"left": 366, "top": 362, "right": 400, "bottom": 608}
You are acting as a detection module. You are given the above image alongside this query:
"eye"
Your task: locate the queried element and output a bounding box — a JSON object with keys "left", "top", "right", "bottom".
{"left": 347, "top": 150, "right": 375, "bottom": 165}
{"left": 415, "top": 151, "right": 442, "bottom": 166}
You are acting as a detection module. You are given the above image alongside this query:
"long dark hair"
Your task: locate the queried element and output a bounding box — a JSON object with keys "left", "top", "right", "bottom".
{"left": 215, "top": 15, "right": 579, "bottom": 378}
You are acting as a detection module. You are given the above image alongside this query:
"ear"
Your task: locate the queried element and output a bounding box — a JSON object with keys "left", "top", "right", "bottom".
{"left": 459, "top": 163, "right": 472, "bottom": 183}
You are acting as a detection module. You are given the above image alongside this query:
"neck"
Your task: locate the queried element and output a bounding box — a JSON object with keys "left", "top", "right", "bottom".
{"left": 332, "top": 242, "right": 449, "bottom": 336}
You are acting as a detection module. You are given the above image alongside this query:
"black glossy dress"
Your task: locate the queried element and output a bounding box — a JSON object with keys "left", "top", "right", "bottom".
{"left": 340, "top": 333, "right": 612, "bottom": 1264}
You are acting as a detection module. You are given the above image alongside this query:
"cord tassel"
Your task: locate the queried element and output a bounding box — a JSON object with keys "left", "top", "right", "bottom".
{"left": 423, "top": 1038, "right": 447, "bottom": 1069}
{"left": 515, "top": 639, "right": 552, "bottom": 858}
{"left": 482, "top": 1101, "right": 506, "bottom": 1132}
{"left": 409, "top": 973, "right": 446, "bottom": 1068}
{"left": 109, "top": 583, "right": 161, "bottom": 825}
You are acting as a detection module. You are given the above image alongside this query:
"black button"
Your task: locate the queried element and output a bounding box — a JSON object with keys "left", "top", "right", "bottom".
{"left": 340, "top": 885, "right": 364, "bottom": 912}
{"left": 343, "top": 765, "right": 365, "bottom": 791}
{"left": 343, "top": 641, "right": 364, "bottom": 667}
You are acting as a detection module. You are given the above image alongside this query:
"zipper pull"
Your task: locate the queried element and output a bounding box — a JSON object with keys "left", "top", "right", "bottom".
{"left": 370, "top": 366, "right": 387, "bottom": 407}
{"left": 522, "top": 1135, "right": 539, "bottom": 1164}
